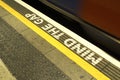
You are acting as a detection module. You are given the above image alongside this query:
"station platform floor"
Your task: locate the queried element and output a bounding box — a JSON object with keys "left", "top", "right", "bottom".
{"left": 0, "top": 1, "right": 95, "bottom": 80}
{"left": 0, "top": 0, "right": 119, "bottom": 80}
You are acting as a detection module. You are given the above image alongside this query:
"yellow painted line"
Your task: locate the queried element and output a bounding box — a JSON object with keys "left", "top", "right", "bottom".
{"left": 0, "top": 0, "right": 110, "bottom": 80}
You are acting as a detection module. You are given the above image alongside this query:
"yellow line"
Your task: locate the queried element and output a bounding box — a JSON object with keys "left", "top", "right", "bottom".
{"left": 0, "top": 1, "right": 110, "bottom": 80}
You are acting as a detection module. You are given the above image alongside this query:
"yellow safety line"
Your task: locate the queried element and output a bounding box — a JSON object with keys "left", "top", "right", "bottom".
{"left": 0, "top": 0, "right": 110, "bottom": 80}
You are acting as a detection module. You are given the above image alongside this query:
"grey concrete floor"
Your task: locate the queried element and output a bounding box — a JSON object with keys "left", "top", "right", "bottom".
{"left": 0, "top": 5, "right": 94, "bottom": 80}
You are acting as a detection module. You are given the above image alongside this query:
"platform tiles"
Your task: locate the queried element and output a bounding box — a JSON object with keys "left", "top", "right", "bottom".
{"left": 0, "top": 0, "right": 120, "bottom": 80}
{"left": 0, "top": 2, "right": 95, "bottom": 80}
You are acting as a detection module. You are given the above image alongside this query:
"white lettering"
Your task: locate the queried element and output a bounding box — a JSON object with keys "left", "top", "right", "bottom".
{"left": 34, "top": 18, "right": 43, "bottom": 24}
{"left": 48, "top": 28, "right": 60, "bottom": 35}
{"left": 80, "top": 49, "right": 91, "bottom": 57}
{"left": 25, "top": 13, "right": 32, "bottom": 18}
{"left": 25, "top": 13, "right": 103, "bottom": 65}
{"left": 41, "top": 24, "right": 53, "bottom": 30}
{"left": 71, "top": 43, "right": 87, "bottom": 54}
{"left": 85, "top": 52, "right": 103, "bottom": 65}
{"left": 64, "top": 38, "right": 77, "bottom": 47}
{"left": 25, "top": 13, "right": 43, "bottom": 24}
{"left": 53, "top": 33, "right": 64, "bottom": 39}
